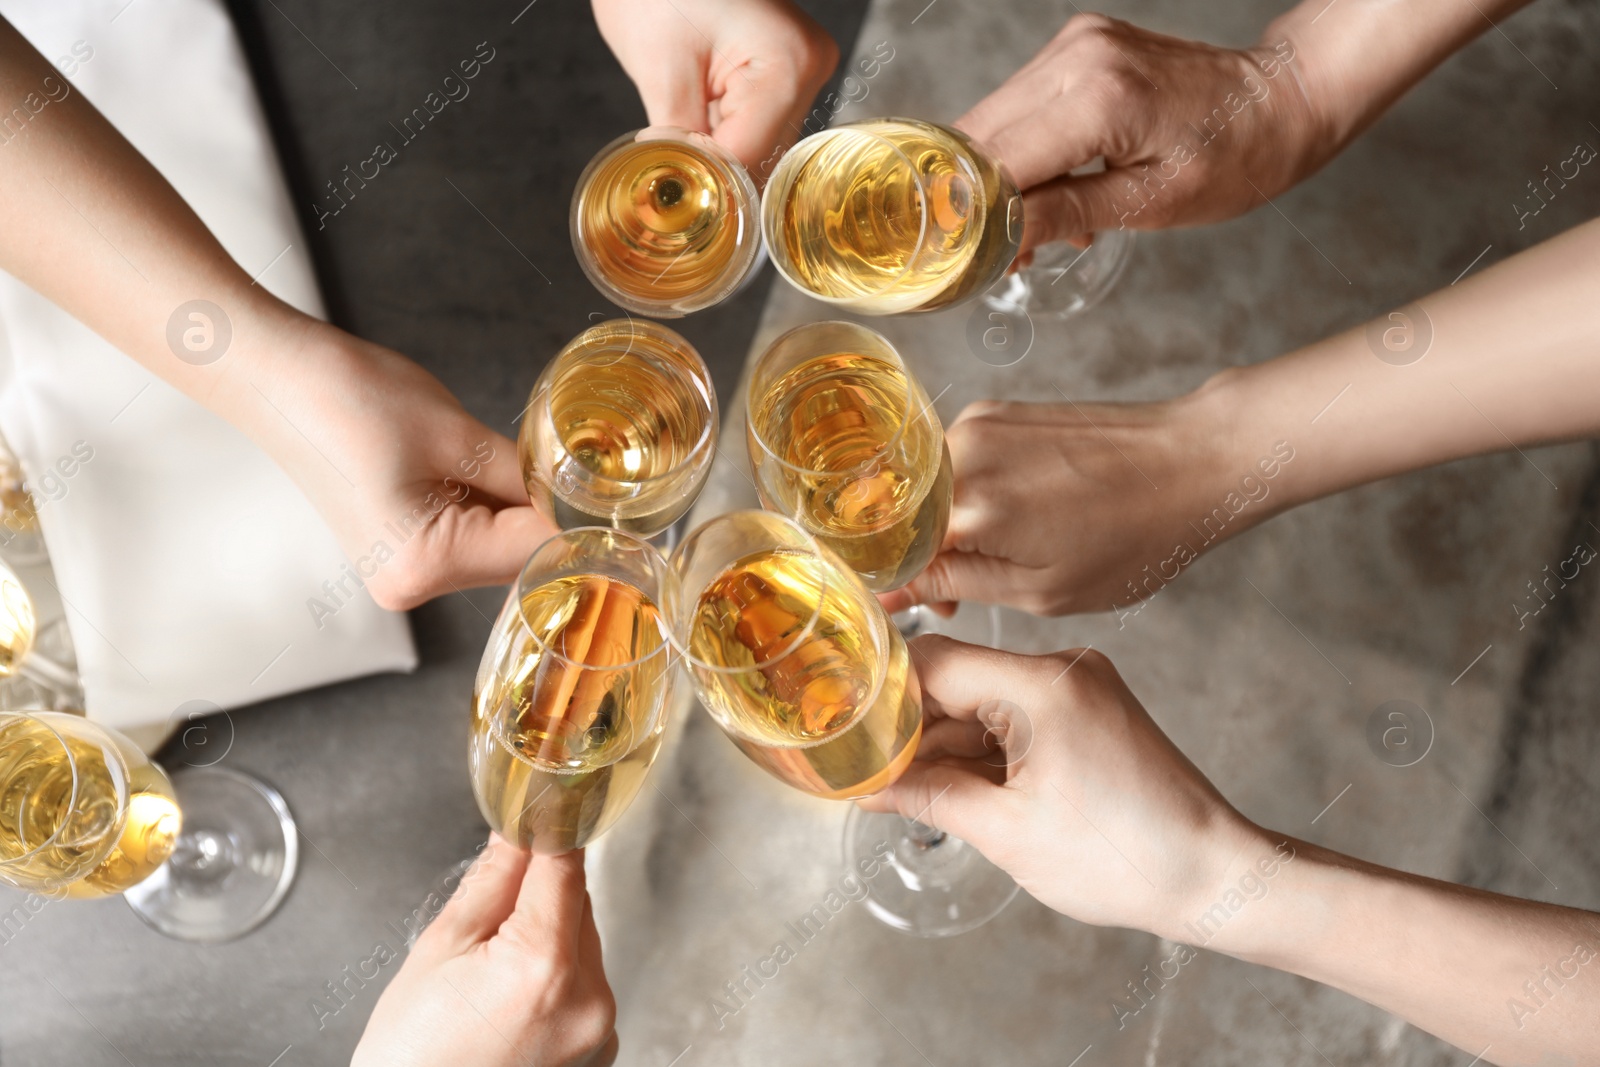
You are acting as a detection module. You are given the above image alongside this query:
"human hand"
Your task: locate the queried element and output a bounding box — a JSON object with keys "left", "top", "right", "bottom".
{"left": 858, "top": 637, "right": 1265, "bottom": 938}
{"left": 352, "top": 838, "right": 616, "bottom": 1067}
{"left": 881, "top": 390, "right": 1296, "bottom": 618}
{"left": 593, "top": 0, "right": 838, "bottom": 176}
{"left": 248, "top": 321, "right": 555, "bottom": 611}
{"left": 956, "top": 14, "right": 1323, "bottom": 252}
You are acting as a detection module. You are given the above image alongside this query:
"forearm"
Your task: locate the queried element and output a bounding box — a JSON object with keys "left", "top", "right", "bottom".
{"left": 1198, "top": 217, "right": 1600, "bottom": 513}
{"left": 0, "top": 19, "right": 336, "bottom": 445}
{"left": 1266, "top": 0, "right": 1538, "bottom": 149}
{"left": 1194, "top": 834, "right": 1600, "bottom": 1065}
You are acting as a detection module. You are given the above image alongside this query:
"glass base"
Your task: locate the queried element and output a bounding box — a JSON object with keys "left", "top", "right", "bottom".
{"left": 984, "top": 229, "right": 1135, "bottom": 321}
{"left": 846, "top": 807, "right": 1018, "bottom": 937}
{"left": 123, "top": 767, "right": 297, "bottom": 943}
{"left": 890, "top": 601, "right": 1002, "bottom": 646}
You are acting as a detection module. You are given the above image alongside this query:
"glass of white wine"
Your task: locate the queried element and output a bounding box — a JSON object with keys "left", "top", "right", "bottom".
{"left": 763, "top": 116, "right": 1130, "bottom": 321}
{"left": 667, "top": 510, "right": 1014, "bottom": 935}
{"left": 519, "top": 319, "right": 718, "bottom": 544}
{"left": 470, "top": 527, "right": 680, "bottom": 853}
{"left": 744, "top": 320, "right": 950, "bottom": 637}
{"left": 0, "top": 710, "right": 297, "bottom": 942}
{"left": 572, "top": 127, "right": 764, "bottom": 317}
{"left": 982, "top": 159, "right": 1134, "bottom": 322}
{"left": 761, "top": 117, "right": 1022, "bottom": 316}
{"left": 0, "top": 556, "right": 82, "bottom": 705}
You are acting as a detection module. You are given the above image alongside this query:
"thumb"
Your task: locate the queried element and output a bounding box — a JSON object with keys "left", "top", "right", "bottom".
{"left": 1020, "top": 170, "right": 1147, "bottom": 253}
{"left": 380, "top": 502, "right": 555, "bottom": 610}
{"left": 632, "top": 56, "right": 712, "bottom": 134}
{"left": 857, "top": 760, "right": 1013, "bottom": 848}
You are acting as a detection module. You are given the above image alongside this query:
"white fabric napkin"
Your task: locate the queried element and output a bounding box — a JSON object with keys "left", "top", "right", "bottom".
{"left": 0, "top": 0, "right": 417, "bottom": 749}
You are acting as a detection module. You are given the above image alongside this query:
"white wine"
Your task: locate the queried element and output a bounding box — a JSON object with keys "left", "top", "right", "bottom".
{"left": 0, "top": 713, "right": 181, "bottom": 897}
{"left": 573, "top": 132, "right": 761, "bottom": 316}
{"left": 764, "top": 118, "right": 1021, "bottom": 314}
{"left": 471, "top": 573, "right": 674, "bottom": 853}
{"left": 749, "top": 350, "right": 952, "bottom": 592}
{"left": 687, "top": 547, "right": 921, "bottom": 799}
{"left": 519, "top": 320, "right": 716, "bottom": 537}
{"left": 0, "top": 562, "right": 34, "bottom": 676}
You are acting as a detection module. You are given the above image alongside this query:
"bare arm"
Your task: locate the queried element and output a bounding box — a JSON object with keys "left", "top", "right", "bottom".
{"left": 0, "top": 18, "right": 550, "bottom": 607}
{"left": 958, "top": 0, "right": 1539, "bottom": 246}
{"left": 863, "top": 638, "right": 1600, "bottom": 1065}
{"left": 886, "top": 217, "right": 1600, "bottom": 617}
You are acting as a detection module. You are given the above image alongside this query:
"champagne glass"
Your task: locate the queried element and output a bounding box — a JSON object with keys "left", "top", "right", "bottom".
{"left": 470, "top": 528, "right": 680, "bottom": 853}
{"left": 667, "top": 510, "right": 1015, "bottom": 935}
{"left": 0, "top": 710, "right": 297, "bottom": 942}
{"left": 572, "top": 127, "right": 764, "bottom": 317}
{"left": 761, "top": 117, "right": 1022, "bottom": 315}
{"left": 982, "top": 158, "right": 1134, "bottom": 321}
{"left": 743, "top": 320, "right": 950, "bottom": 638}
{"left": 0, "top": 556, "right": 82, "bottom": 704}
{"left": 0, "top": 442, "right": 46, "bottom": 567}
{"left": 518, "top": 319, "right": 718, "bottom": 546}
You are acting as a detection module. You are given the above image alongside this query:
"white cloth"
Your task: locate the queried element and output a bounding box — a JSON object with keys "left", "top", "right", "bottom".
{"left": 0, "top": 0, "right": 416, "bottom": 748}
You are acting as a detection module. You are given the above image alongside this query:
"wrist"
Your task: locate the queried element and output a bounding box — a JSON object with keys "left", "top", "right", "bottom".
{"left": 1147, "top": 817, "right": 1291, "bottom": 946}
{"left": 1167, "top": 370, "right": 1305, "bottom": 535}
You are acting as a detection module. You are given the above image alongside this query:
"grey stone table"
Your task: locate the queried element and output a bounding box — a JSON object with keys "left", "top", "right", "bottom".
{"left": 592, "top": 1, "right": 1600, "bottom": 1065}
{"left": 4, "top": 0, "right": 1600, "bottom": 1065}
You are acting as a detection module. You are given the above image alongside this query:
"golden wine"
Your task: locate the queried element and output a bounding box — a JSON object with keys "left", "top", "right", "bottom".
{"left": 765, "top": 118, "right": 1021, "bottom": 315}
{"left": 687, "top": 547, "right": 921, "bottom": 799}
{"left": 573, "top": 134, "right": 760, "bottom": 315}
{"left": 749, "top": 351, "right": 952, "bottom": 592}
{"left": 0, "top": 713, "right": 181, "bottom": 897}
{"left": 520, "top": 321, "right": 715, "bottom": 537}
{"left": 0, "top": 565, "right": 34, "bottom": 676}
{"left": 471, "top": 574, "right": 674, "bottom": 853}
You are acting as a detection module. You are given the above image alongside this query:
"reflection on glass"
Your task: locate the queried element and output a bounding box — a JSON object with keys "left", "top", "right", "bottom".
{"left": 519, "top": 319, "right": 717, "bottom": 540}
{"left": 572, "top": 127, "right": 763, "bottom": 317}
{"left": 745, "top": 321, "right": 951, "bottom": 593}
{"left": 470, "top": 528, "right": 679, "bottom": 853}
{"left": 668, "top": 511, "right": 920, "bottom": 800}
{"left": 762, "top": 117, "right": 1021, "bottom": 315}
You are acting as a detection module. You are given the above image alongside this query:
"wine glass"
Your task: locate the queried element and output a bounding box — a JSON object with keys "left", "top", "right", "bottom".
{"left": 0, "top": 556, "right": 82, "bottom": 706}
{"left": 761, "top": 117, "right": 1022, "bottom": 315}
{"left": 0, "top": 442, "right": 47, "bottom": 567}
{"left": 667, "top": 510, "right": 1015, "bottom": 935}
{"left": 743, "top": 320, "right": 949, "bottom": 638}
{"left": 469, "top": 528, "right": 680, "bottom": 853}
{"left": 0, "top": 709, "right": 297, "bottom": 942}
{"left": 981, "top": 158, "right": 1134, "bottom": 321}
{"left": 572, "top": 126, "right": 764, "bottom": 317}
{"left": 518, "top": 318, "right": 718, "bottom": 547}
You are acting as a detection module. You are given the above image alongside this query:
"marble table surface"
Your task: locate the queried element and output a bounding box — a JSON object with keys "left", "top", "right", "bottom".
{"left": 590, "top": 1, "right": 1600, "bottom": 1065}
{"left": 4, "top": 0, "right": 1599, "bottom": 1064}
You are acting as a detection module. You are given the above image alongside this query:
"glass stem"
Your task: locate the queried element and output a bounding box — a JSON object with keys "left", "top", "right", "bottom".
{"left": 906, "top": 819, "right": 947, "bottom": 849}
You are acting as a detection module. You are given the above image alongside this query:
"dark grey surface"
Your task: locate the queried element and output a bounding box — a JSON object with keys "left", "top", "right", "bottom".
{"left": 5, "top": 0, "right": 1600, "bottom": 1064}
{"left": 0, "top": 1, "right": 866, "bottom": 1065}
